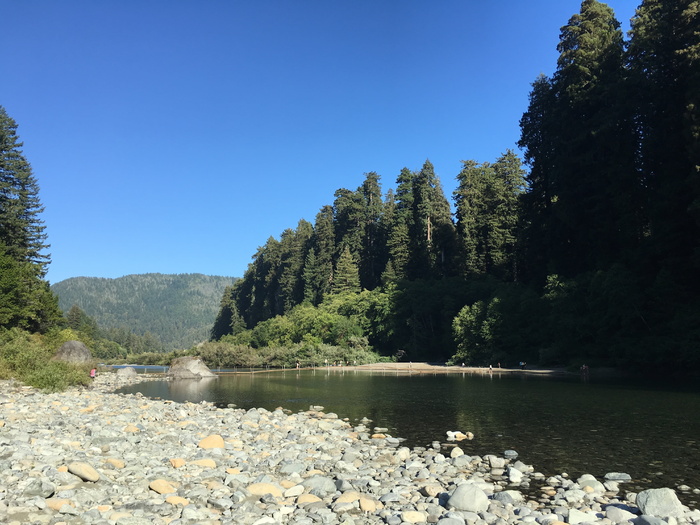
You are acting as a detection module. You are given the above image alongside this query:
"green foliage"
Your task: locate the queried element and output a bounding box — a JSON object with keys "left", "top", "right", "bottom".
{"left": 0, "top": 328, "right": 92, "bottom": 390}
{"left": 197, "top": 340, "right": 385, "bottom": 369}
{"left": 209, "top": 0, "right": 700, "bottom": 374}
{"left": 25, "top": 361, "right": 91, "bottom": 392}
{"left": 331, "top": 246, "right": 361, "bottom": 295}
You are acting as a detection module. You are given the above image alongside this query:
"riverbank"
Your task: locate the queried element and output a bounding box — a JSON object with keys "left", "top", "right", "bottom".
{"left": 218, "top": 362, "right": 584, "bottom": 377}
{"left": 0, "top": 372, "right": 697, "bottom": 525}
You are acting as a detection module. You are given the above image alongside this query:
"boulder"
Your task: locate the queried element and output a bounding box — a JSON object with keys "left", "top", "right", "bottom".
{"left": 635, "top": 488, "right": 684, "bottom": 518}
{"left": 54, "top": 340, "right": 92, "bottom": 363}
{"left": 166, "top": 356, "right": 216, "bottom": 379}
{"left": 116, "top": 366, "right": 137, "bottom": 377}
{"left": 446, "top": 483, "right": 489, "bottom": 512}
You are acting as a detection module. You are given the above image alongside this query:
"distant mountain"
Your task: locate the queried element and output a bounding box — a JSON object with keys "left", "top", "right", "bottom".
{"left": 51, "top": 273, "right": 237, "bottom": 351}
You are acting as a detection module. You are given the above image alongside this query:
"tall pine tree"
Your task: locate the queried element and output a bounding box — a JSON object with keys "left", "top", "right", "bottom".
{"left": 0, "top": 106, "right": 50, "bottom": 277}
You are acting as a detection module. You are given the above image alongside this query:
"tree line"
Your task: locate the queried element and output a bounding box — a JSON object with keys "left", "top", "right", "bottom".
{"left": 212, "top": 0, "right": 700, "bottom": 373}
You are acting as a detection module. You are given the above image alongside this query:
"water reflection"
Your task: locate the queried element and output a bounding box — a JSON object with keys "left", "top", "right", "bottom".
{"left": 119, "top": 370, "right": 700, "bottom": 506}
{"left": 167, "top": 377, "right": 218, "bottom": 402}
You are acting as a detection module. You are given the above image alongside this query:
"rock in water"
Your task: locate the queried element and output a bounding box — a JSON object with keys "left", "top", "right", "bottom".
{"left": 54, "top": 340, "right": 92, "bottom": 363}
{"left": 116, "top": 366, "right": 137, "bottom": 377}
{"left": 166, "top": 356, "right": 216, "bottom": 379}
{"left": 636, "top": 488, "right": 685, "bottom": 517}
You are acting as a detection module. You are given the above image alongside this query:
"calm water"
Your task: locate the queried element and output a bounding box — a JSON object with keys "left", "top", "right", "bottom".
{"left": 117, "top": 369, "right": 700, "bottom": 506}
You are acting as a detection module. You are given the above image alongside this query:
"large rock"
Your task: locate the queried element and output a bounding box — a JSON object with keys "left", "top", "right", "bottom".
{"left": 635, "top": 488, "right": 685, "bottom": 517}
{"left": 116, "top": 366, "right": 137, "bottom": 377}
{"left": 446, "top": 483, "right": 489, "bottom": 512}
{"left": 166, "top": 356, "right": 216, "bottom": 379}
{"left": 54, "top": 340, "right": 92, "bottom": 363}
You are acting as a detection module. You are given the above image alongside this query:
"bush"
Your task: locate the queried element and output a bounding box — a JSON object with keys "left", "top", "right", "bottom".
{"left": 0, "top": 328, "right": 94, "bottom": 390}
{"left": 25, "top": 361, "right": 91, "bottom": 392}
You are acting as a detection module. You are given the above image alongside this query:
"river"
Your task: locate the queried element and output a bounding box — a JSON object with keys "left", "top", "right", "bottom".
{"left": 117, "top": 367, "right": 700, "bottom": 507}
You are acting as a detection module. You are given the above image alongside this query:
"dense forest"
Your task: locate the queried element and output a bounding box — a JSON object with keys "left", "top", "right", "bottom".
{"left": 52, "top": 273, "right": 236, "bottom": 351}
{"left": 212, "top": 0, "right": 700, "bottom": 373}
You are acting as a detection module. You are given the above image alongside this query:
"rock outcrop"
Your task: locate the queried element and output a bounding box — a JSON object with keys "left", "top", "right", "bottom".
{"left": 115, "top": 366, "right": 137, "bottom": 378}
{"left": 53, "top": 340, "right": 92, "bottom": 363}
{"left": 166, "top": 356, "right": 216, "bottom": 379}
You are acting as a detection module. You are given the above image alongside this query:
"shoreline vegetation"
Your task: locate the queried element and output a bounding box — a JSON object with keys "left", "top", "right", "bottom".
{"left": 0, "top": 370, "right": 697, "bottom": 525}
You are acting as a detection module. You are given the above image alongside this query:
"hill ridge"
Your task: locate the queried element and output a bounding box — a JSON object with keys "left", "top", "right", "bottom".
{"left": 52, "top": 273, "right": 237, "bottom": 351}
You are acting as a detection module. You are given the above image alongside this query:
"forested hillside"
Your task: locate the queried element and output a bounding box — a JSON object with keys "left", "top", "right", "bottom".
{"left": 212, "top": 0, "right": 700, "bottom": 373}
{"left": 53, "top": 274, "right": 236, "bottom": 351}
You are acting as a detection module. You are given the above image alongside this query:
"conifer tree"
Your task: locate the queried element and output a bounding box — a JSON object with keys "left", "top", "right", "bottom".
{"left": 385, "top": 168, "right": 415, "bottom": 281}
{"left": 409, "top": 160, "right": 457, "bottom": 279}
{"left": 331, "top": 245, "right": 360, "bottom": 295}
{"left": 628, "top": 0, "right": 700, "bottom": 281}
{"left": 358, "top": 172, "right": 385, "bottom": 290}
{"left": 0, "top": 106, "right": 50, "bottom": 277}
{"left": 310, "top": 205, "right": 335, "bottom": 303}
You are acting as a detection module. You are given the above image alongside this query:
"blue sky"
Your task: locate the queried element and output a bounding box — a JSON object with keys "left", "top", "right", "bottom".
{"left": 3, "top": 0, "right": 639, "bottom": 284}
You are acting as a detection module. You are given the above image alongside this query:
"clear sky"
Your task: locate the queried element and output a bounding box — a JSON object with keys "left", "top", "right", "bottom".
{"left": 3, "top": 0, "right": 640, "bottom": 284}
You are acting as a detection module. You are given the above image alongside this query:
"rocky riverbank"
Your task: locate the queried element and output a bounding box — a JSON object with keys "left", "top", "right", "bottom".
{"left": 0, "top": 372, "right": 697, "bottom": 525}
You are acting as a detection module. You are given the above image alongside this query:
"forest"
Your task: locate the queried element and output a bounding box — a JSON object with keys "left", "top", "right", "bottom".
{"left": 211, "top": 0, "right": 700, "bottom": 373}
{"left": 1, "top": 0, "right": 698, "bottom": 383}
{"left": 52, "top": 273, "right": 236, "bottom": 352}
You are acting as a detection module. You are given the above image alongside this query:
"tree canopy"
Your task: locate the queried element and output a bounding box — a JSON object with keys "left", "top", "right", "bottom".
{"left": 213, "top": 0, "right": 700, "bottom": 373}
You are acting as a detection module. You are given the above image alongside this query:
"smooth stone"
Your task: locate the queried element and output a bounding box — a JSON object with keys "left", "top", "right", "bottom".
{"left": 247, "top": 482, "right": 283, "bottom": 499}
{"left": 166, "top": 495, "right": 190, "bottom": 506}
{"left": 284, "top": 484, "right": 305, "bottom": 497}
{"left": 45, "top": 498, "right": 73, "bottom": 511}
{"left": 169, "top": 458, "right": 186, "bottom": 468}
{"left": 493, "top": 490, "right": 524, "bottom": 505}
{"left": 402, "top": 510, "right": 428, "bottom": 523}
{"left": 297, "top": 493, "right": 323, "bottom": 504}
{"left": 149, "top": 479, "right": 177, "bottom": 494}
{"left": 198, "top": 434, "right": 225, "bottom": 449}
{"left": 508, "top": 467, "right": 524, "bottom": 484}
{"left": 568, "top": 508, "right": 599, "bottom": 524}
{"left": 636, "top": 488, "right": 685, "bottom": 517}
{"left": 421, "top": 484, "right": 444, "bottom": 498}
{"left": 302, "top": 475, "right": 337, "bottom": 495}
{"left": 67, "top": 461, "right": 100, "bottom": 482}
{"left": 446, "top": 484, "right": 489, "bottom": 512}
{"left": 105, "top": 458, "right": 125, "bottom": 469}
{"left": 606, "top": 505, "right": 638, "bottom": 522}
{"left": 451, "top": 447, "right": 465, "bottom": 458}
{"left": 605, "top": 473, "right": 632, "bottom": 482}
{"left": 359, "top": 496, "right": 377, "bottom": 512}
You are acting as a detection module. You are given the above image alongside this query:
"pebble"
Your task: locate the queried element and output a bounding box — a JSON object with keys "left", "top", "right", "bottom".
{"left": 0, "top": 374, "right": 697, "bottom": 525}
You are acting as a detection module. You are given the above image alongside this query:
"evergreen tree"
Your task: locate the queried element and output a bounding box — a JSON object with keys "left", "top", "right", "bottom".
{"left": 358, "top": 172, "right": 385, "bottom": 290}
{"left": 277, "top": 220, "right": 313, "bottom": 313}
{"left": 385, "top": 168, "right": 415, "bottom": 281}
{"left": 309, "top": 205, "right": 335, "bottom": 303}
{"left": 518, "top": 74, "right": 558, "bottom": 284}
{"left": 551, "top": 0, "right": 636, "bottom": 275}
{"left": 409, "top": 160, "right": 457, "bottom": 279}
{"left": 628, "top": 0, "right": 700, "bottom": 283}
{"left": 519, "top": 1, "right": 637, "bottom": 279}
{"left": 331, "top": 245, "right": 360, "bottom": 295}
{"left": 0, "top": 106, "right": 50, "bottom": 277}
